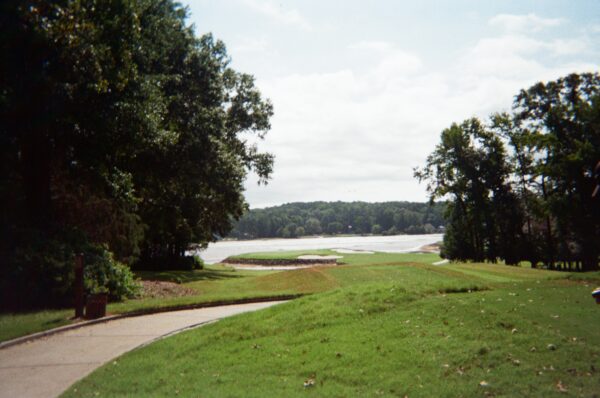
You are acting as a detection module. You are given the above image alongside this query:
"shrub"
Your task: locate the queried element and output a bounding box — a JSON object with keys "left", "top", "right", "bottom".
{"left": 83, "top": 244, "right": 141, "bottom": 301}
{"left": 0, "top": 228, "right": 140, "bottom": 310}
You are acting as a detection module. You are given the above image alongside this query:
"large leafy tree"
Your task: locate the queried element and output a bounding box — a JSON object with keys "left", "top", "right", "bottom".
{"left": 416, "top": 73, "right": 599, "bottom": 271}
{"left": 414, "top": 118, "right": 522, "bottom": 264}
{"left": 513, "top": 73, "right": 600, "bottom": 271}
{"left": 0, "top": 0, "right": 273, "bottom": 306}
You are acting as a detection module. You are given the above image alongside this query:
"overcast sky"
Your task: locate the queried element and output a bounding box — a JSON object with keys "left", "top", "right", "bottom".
{"left": 184, "top": 0, "right": 600, "bottom": 208}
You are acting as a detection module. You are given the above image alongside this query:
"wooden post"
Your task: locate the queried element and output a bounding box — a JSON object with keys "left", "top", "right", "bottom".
{"left": 74, "top": 254, "right": 84, "bottom": 318}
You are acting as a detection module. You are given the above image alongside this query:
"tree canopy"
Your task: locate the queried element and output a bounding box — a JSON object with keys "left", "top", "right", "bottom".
{"left": 416, "top": 72, "right": 600, "bottom": 271}
{"left": 0, "top": 0, "right": 273, "bottom": 307}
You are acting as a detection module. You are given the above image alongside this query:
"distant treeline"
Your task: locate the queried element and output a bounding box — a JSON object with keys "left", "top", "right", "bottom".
{"left": 228, "top": 201, "right": 446, "bottom": 239}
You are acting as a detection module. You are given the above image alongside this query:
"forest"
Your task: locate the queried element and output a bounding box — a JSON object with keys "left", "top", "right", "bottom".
{"left": 416, "top": 73, "right": 600, "bottom": 272}
{"left": 228, "top": 201, "right": 446, "bottom": 239}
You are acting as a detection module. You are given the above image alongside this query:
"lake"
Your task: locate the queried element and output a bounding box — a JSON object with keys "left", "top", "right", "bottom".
{"left": 196, "top": 234, "right": 443, "bottom": 264}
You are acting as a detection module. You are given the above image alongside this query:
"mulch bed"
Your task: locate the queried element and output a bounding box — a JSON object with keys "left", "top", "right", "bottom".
{"left": 140, "top": 280, "right": 197, "bottom": 299}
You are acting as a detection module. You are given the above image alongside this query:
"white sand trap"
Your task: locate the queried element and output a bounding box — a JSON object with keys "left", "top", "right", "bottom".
{"left": 297, "top": 255, "right": 343, "bottom": 260}
{"left": 433, "top": 259, "right": 449, "bottom": 265}
{"left": 333, "top": 249, "right": 374, "bottom": 254}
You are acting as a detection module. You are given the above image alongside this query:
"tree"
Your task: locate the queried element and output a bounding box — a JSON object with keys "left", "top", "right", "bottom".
{"left": 415, "top": 118, "right": 521, "bottom": 263}
{"left": 228, "top": 201, "right": 446, "bottom": 239}
{"left": 327, "top": 221, "right": 344, "bottom": 235}
{"left": 371, "top": 224, "right": 383, "bottom": 235}
{"left": 133, "top": 27, "right": 273, "bottom": 263}
{"left": 416, "top": 73, "right": 600, "bottom": 271}
{"left": 0, "top": 0, "right": 274, "bottom": 306}
{"left": 513, "top": 73, "right": 600, "bottom": 271}
{"left": 304, "top": 218, "right": 322, "bottom": 235}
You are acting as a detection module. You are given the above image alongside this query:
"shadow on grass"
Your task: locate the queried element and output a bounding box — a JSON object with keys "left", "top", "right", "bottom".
{"left": 42, "top": 317, "right": 67, "bottom": 326}
{"left": 135, "top": 268, "right": 245, "bottom": 283}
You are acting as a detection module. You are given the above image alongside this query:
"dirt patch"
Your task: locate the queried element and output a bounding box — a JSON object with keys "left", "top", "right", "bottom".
{"left": 141, "top": 280, "right": 197, "bottom": 299}
{"left": 418, "top": 242, "right": 442, "bottom": 253}
{"left": 297, "top": 255, "right": 342, "bottom": 260}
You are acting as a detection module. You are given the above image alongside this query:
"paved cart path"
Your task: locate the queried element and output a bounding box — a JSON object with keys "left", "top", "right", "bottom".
{"left": 0, "top": 301, "right": 285, "bottom": 398}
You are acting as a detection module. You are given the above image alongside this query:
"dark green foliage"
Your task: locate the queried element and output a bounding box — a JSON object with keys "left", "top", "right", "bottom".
{"left": 0, "top": 0, "right": 272, "bottom": 307}
{"left": 1, "top": 229, "right": 80, "bottom": 310}
{"left": 133, "top": 255, "right": 204, "bottom": 271}
{"left": 512, "top": 73, "right": 600, "bottom": 271}
{"left": 228, "top": 201, "right": 446, "bottom": 239}
{"left": 415, "top": 118, "right": 521, "bottom": 263}
{"left": 417, "top": 73, "right": 600, "bottom": 270}
{"left": 83, "top": 245, "right": 141, "bottom": 301}
{"left": 1, "top": 230, "right": 139, "bottom": 310}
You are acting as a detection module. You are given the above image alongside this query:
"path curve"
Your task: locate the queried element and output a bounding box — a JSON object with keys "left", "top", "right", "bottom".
{"left": 0, "top": 301, "right": 285, "bottom": 398}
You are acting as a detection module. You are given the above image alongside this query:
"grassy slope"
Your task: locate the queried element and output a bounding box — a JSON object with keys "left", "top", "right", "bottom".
{"left": 0, "top": 309, "right": 73, "bottom": 343}
{"left": 63, "top": 257, "right": 600, "bottom": 397}
{"left": 0, "top": 252, "right": 439, "bottom": 342}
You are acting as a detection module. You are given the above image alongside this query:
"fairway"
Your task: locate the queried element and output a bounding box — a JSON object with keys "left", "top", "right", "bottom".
{"left": 63, "top": 252, "right": 600, "bottom": 397}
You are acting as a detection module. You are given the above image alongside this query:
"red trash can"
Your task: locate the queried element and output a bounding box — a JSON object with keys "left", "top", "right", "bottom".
{"left": 85, "top": 293, "right": 108, "bottom": 319}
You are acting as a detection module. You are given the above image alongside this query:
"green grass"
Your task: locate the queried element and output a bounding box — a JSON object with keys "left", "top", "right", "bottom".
{"left": 0, "top": 252, "right": 571, "bottom": 343}
{"left": 227, "top": 249, "right": 442, "bottom": 266}
{"left": 0, "top": 309, "right": 72, "bottom": 343}
{"left": 63, "top": 264, "right": 600, "bottom": 397}
{"left": 228, "top": 249, "right": 337, "bottom": 261}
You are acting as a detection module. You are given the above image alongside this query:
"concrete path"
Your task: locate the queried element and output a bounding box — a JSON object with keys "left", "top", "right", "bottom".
{"left": 0, "top": 301, "right": 285, "bottom": 398}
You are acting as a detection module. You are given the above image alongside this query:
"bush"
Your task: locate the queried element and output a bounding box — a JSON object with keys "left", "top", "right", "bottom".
{"left": 0, "top": 228, "right": 140, "bottom": 310}
{"left": 83, "top": 244, "right": 141, "bottom": 301}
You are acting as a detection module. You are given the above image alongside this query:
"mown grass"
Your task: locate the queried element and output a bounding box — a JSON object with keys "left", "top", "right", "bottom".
{"left": 0, "top": 309, "right": 73, "bottom": 343}
{"left": 63, "top": 266, "right": 600, "bottom": 397}
{"left": 228, "top": 249, "right": 338, "bottom": 261}
{"left": 227, "top": 249, "right": 442, "bottom": 266}
{"left": 0, "top": 252, "right": 572, "bottom": 343}
{"left": 2, "top": 251, "right": 443, "bottom": 343}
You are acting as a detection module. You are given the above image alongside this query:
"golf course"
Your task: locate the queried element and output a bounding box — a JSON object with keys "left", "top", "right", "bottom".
{"left": 55, "top": 250, "right": 600, "bottom": 397}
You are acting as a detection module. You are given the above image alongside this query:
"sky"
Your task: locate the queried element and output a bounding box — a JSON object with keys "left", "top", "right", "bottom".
{"left": 183, "top": 0, "right": 600, "bottom": 208}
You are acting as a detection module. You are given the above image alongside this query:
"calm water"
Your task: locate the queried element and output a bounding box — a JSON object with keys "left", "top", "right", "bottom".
{"left": 196, "top": 234, "right": 443, "bottom": 264}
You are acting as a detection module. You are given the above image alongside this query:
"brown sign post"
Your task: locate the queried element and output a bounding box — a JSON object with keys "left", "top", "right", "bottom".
{"left": 74, "top": 254, "right": 84, "bottom": 318}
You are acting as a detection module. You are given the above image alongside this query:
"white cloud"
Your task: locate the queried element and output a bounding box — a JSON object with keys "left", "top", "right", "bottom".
{"left": 240, "top": 0, "right": 312, "bottom": 31}
{"left": 232, "top": 36, "right": 269, "bottom": 54}
{"left": 550, "top": 38, "right": 589, "bottom": 56}
{"left": 489, "top": 13, "right": 563, "bottom": 33}
{"left": 348, "top": 40, "right": 394, "bottom": 52}
{"left": 240, "top": 15, "right": 599, "bottom": 207}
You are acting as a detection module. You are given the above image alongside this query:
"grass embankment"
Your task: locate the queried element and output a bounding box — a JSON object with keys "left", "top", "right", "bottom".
{"left": 0, "top": 309, "right": 73, "bottom": 343}
{"left": 227, "top": 249, "right": 337, "bottom": 261}
{"left": 63, "top": 256, "right": 600, "bottom": 397}
{"left": 106, "top": 252, "right": 442, "bottom": 313}
{"left": 0, "top": 251, "right": 439, "bottom": 342}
